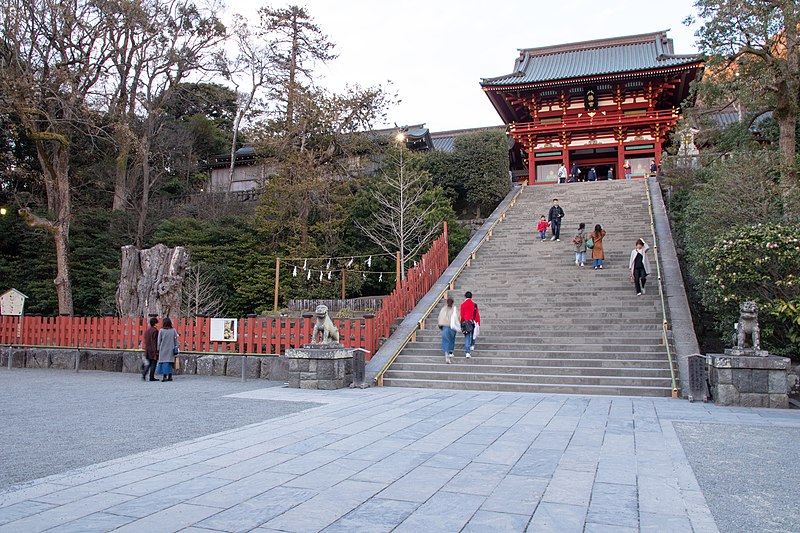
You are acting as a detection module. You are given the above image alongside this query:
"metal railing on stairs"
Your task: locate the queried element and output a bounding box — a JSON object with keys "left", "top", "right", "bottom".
{"left": 371, "top": 185, "right": 525, "bottom": 385}
{"left": 643, "top": 179, "right": 679, "bottom": 398}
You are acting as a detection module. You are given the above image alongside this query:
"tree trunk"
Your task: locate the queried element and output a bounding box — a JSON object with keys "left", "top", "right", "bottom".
{"left": 777, "top": 111, "right": 798, "bottom": 214}
{"left": 52, "top": 223, "right": 74, "bottom": 315}
{"left": 285, "top": 13, "right": 299, "bottom": 128}
{"left": 778, "top": 0, "right": 800, "bottom": 218}
{"left": 112, "top": 135, "right": 130, "bottom": 211}
{"left": 23, "top": 136, "right": 74, "bottom": 315}
{"left": 135, "top": 134, "right": 152, "bottom": 248}
{"left": 116, "top": 243, "right": 190, "bottom": 318}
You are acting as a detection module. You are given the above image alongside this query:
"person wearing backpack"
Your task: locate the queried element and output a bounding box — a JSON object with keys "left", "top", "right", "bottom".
{"left": 590, "top": 224, "right": 606, "bottom": 269}
{"left": 572, "top": 223, "right": 587, "bottom": 267}
{"left": 460, "top": 291, "right": 481, "bottom": 358}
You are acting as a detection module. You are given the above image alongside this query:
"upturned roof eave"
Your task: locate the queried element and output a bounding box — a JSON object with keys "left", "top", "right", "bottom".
{"left": 481, "top": 61, "right": 704, "bottom": 91}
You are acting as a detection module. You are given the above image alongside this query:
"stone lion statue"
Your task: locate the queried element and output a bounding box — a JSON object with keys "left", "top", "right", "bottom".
{"left": 736, "top": 301, "right": 761, "bottom": 352}
{"left": 313, "top": 304, "right": 339, "bottom": 344}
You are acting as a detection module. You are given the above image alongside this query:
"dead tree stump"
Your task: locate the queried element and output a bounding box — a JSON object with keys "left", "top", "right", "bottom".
{"left": 116, "top": 244, "right": 190, "bottom": 318}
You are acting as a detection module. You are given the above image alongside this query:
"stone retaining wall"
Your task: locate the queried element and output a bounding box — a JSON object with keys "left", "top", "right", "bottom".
{"left": 0, "top": 348, "right": 287, "bottom": 381}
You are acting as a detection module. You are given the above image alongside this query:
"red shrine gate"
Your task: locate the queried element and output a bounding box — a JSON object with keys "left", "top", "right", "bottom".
{"left": 481, "top": 32, "right": 703, "bottom": 184}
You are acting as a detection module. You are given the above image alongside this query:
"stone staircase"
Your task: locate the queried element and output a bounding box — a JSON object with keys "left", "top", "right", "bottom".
{"left": 382, "top": 180, "right": 677, "bottom": 396}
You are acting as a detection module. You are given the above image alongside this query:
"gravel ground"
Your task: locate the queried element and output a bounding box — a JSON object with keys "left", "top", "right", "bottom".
{"left": 0, "top": 369, "right": 320, "bottom": 490}
{"left": 674, "top": 422, "right": 800, "bottom": 533}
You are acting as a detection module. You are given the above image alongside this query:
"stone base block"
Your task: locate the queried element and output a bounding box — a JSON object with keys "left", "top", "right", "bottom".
{"left": 25, "top": 351, "right": 50, "bottom": 368}
{"left": 176, "top": 355, "right": 198, "bottom": 375}
{"left": 260, "top": 357, "right": 288, "bottom": 381}
{"left": 49, "top": 350, "right": 76, "bottom": 369}
{"left": 122, "top": 353, "right": 145, "bottom": 373}
{"left": 225, "top": 356, "right": 260, "bottom": 379}
{"left": 197, "top": 355, "right": 227, "bottom": 376}
{"left": 3, "top": 349, "right": 28, "bottom": 368}
{"left": 708, "top": 353, "right": 791, "bottom": 408}
{"left": 80, "top": 352, "right": 122, "bottom": 372}
{"left": 285, "top": 345, "right": 354, "bottom": 390}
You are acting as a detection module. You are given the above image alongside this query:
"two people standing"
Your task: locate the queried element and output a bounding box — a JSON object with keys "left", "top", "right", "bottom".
{"left": 437, "top": 291, "right": 481, "bottom": 362}
{"left": 572, "top": 223, "right": 606, "bottom": 268}
{"left": 141, "top": 316, "right": 179, "bottom": 382}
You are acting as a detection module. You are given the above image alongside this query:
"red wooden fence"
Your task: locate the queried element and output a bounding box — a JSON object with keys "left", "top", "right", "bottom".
{"left": 0, "top": 315, "right": 377, "bottom": 358}
{"left": 0, "top": 225, "right": 450, "bottom": 360}
{"left": 373, "top": 224, "right": 449, "bottom": 342}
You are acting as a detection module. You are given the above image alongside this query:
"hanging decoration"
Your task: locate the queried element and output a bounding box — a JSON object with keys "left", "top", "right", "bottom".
{"left": 347, "top": 257, "right": 354, "bottom": 267}
{"left": 366, "top": 256, "right": 372, "bottom": 267}
{"left": 302, "top": 259, "right": 307, "bottom": 271}
{"left": 327, "top": 271, "right": 332, "bottom": 280}
{"left": 307, "top": 269, "right": 311, "bottom": 280}
{"left": 326, "top": 258, "right": 332, "bottom": 270}
{"left": 319, "top": 271, "right": 323, "bottom": 281}
{"left": 292, "top": 266, "right": 298, "bottom": 277}
{"left": 379, "top": 273, "right": 383, "bottom": 282}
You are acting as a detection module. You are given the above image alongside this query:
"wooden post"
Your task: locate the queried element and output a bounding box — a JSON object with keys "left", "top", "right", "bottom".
{"left": 395, "top": 251, "right": 401, "bottom": 289}
{"left": 341, "top": 269, "right": 346, "bottom": 300}
{"left": 273, "top": 257, "right": 280, "bottom": 312}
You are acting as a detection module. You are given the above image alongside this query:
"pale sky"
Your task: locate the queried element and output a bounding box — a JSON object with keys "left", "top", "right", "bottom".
{"left": 235, "top": 0, "right": 702, "bottom": 132}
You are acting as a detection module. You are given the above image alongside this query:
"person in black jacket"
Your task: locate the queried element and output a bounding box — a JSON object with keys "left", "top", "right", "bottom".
{"left": 548, "top": 198, "right": 565, "bottom": 241}
{"left": 569, "top": 162, "right": 580, "bottom": 183}
{"left": 587, "top": 167, "right": 597, "bottom": 181}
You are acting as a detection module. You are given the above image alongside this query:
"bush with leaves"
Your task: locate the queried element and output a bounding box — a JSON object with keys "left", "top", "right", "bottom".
{"left": 697, "top": 224, "right": 800, "bottom": 357}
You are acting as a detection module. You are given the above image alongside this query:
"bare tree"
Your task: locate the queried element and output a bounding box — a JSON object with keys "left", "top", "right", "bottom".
{"left": 355, "top": 145, "right": 441, "bottom": 280}
{"left": 0, "top": 0, "right": 113, "bottom": 315}
{"left": 224, "top": 13, "right": 274, "bottom": 194}
{"left": 181, "top": 263, "right": 225, "bottom": 317}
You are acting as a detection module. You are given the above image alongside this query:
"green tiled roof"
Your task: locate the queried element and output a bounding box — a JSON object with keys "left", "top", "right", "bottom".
{"left": 481, "top": 31, "right": 702, "bottom": 87}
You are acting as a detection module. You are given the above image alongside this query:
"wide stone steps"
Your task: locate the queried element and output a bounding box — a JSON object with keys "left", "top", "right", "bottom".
{"left": 381, "top": 377, "right": 674, "bottom": 397}
{"left": 391, "top": 358, "right": 672, "bottom": 370}
{"left": 383, "top": 180, "right": 676, "bottom": 397}
{"left": 385, "top": 370, "right": 672, "bottom": 387}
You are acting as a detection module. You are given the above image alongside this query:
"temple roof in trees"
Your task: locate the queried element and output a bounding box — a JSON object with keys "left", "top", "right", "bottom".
{"left": 481, "top": 31, "right": 702, "bottom": 87}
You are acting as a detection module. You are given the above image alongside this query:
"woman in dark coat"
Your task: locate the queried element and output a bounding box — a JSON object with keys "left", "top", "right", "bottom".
{"left": 156, "top": 317, "right": 179, "bottom": 382}
{"left": 591, "top": 224, "right": 606, "bottom": 269}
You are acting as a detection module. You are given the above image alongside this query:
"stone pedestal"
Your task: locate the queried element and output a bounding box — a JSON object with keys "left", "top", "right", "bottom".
{"left": 707, "top": 353, "right": 790, "bottom": 408}
{"left": 284, "top": 344, "right": 353, "bottom": 390}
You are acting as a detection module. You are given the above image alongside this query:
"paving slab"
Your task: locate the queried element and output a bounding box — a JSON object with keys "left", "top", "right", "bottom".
{"left": 2, "top": 371, "right": 800, "bottom": 532}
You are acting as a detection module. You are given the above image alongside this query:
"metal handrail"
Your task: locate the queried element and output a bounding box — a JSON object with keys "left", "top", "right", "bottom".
{"left": 643, "top": 179, "right": 679, "bottom": 398}
{"left": 372, "top": 185, "right": 525, "bottom": 384}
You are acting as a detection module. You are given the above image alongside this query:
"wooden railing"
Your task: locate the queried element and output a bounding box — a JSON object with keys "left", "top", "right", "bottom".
{"left": 373, "top": 224, "right": 450, "bottom": 346}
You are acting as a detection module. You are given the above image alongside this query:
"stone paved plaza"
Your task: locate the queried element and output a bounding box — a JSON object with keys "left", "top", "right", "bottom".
{"left": 1, "top": 370, "right": 799, "bottom": 532}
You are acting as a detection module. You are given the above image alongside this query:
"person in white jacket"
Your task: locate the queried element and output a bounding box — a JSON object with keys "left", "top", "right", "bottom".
{"left": 437, "top": 297, "right": 460, "bottom": 363}
{"left": 629, "top": 238, "right": 651, "bottom": 296}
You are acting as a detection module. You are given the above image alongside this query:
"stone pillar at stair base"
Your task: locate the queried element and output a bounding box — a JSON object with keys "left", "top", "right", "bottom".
{"left": 707, "top": 353, "right": 790, "bottom": 408}
{"left": 284, "top": 344, "right": 353, "bottom": 390}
